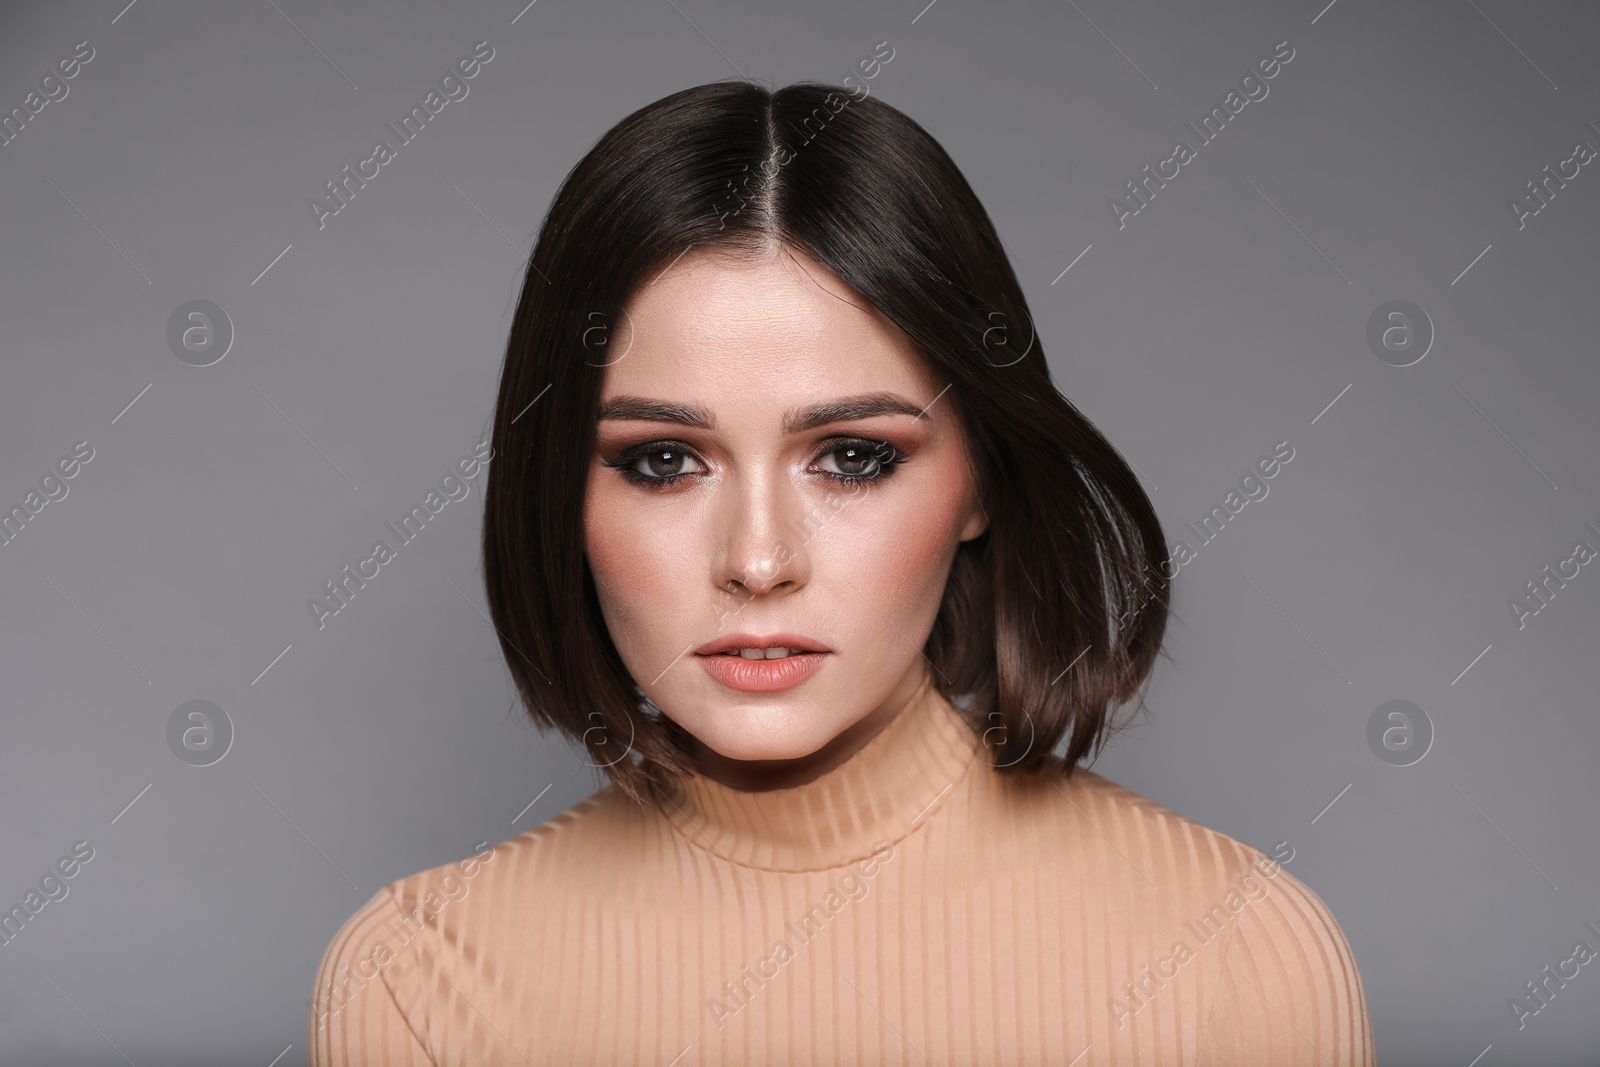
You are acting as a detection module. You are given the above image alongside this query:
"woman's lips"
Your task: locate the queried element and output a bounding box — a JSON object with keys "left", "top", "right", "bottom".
{"left": 697, "top": 650, "right": 828, "bottom": 693}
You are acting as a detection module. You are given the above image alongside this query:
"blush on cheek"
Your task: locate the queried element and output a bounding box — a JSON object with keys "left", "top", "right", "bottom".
{"left": 848, "top": 472, "right": 973, "bottom": 620}
{"left": 585, "top": 559, "right": 661, "bottom": 682}
{"left": 584, "top": 476, "right": 659, "bottom": 583}
{"left": 584, "top": 490, "right": 698, "bottom": 676}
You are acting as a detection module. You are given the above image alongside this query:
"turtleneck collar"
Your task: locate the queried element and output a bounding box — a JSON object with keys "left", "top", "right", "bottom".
{"left": 653, "top": 684, "right": 985, "bottom": 873}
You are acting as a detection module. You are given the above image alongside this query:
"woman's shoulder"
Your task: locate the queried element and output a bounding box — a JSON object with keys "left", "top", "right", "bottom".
{"left": 1006, "top": 763, "right": 1292, "bottom": 897}
{"left": 990, "top": 762, "right": 1360, "bottom": 964}
{"left": 315, "top": 786, "right": 643, "bottom": 959}
{"left": 365, "top": 781, "right": 650, "bottom": 920}
{"left": 1048, "top": 765, "right": 1357, "bottom": 944}
{"left": 1003, "top": 765, "right": 1373, "bottom": 1062}
{"left": 309, "top": 784, "right": 646, "bottom": 1059}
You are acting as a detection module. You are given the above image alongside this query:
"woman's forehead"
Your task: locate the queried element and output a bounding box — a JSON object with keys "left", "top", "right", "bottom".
{"left": 605, "top": 247, "right": 936, "bottom": 404}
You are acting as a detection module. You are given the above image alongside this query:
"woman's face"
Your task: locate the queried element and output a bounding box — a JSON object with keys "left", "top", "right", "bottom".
{"left": 583, "top": 245, "right": 987, "bottom": 787}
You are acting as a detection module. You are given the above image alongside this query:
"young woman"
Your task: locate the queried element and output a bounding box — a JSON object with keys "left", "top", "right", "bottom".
{"left": 311, "top": 79, "right": 1373, "bottom": 1066}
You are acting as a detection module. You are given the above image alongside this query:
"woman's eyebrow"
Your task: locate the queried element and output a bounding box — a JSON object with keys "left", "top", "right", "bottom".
{"left": 783, "top": 393, "right": 928, "bottom": 432}
{"left": 595, "top": 392, "right": 932, "bottom": 432}
{"left": 596, "top": 396, "right": 715, "bottom": 427}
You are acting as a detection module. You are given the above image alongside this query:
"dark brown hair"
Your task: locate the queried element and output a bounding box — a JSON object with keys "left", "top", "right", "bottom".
{"left": 482, "top": 79, "right": 1170, "bottom": 803}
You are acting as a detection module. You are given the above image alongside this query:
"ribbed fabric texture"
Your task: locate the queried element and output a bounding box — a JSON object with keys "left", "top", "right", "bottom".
{"left": 309, "top": 691, "right": 1374, "bottom": 1065}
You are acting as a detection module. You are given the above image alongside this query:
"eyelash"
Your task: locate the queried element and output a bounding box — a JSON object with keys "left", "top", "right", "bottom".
{"left": 602, "top": 437, "right": 905, "bottom": 490}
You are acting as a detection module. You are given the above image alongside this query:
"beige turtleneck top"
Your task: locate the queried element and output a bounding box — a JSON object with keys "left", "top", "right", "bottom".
{"left": 309, "top": 690, "right": 1373, "bottom": 1065}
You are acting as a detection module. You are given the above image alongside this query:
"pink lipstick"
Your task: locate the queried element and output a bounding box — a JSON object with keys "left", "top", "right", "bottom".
{"left": 695, "top": 633, "right": 830, "bottom": 693}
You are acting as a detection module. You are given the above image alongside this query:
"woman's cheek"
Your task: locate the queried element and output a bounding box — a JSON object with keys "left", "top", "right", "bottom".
{"left": 589, "top": 567, "right": 671, "bottom": 684}
{"left": 832, "top": 474, "right": 966, "bottom": 619}
{"left": 586, "top": 489, "right": 704, "bottom": 664}
{"left": 585, "top": 493, "right": 661, "bottom": 654}
{"left": 893, "top": 517, "right": 962, "bottom": 617}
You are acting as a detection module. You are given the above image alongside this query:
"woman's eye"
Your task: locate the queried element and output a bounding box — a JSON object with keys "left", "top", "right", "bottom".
{"left": 629, "top": 447, "right": 703, "bottom": 479}
{"left": 815, "top": 440, "right": 898, "bottom": 479}
{"left": 609, "top": 440, "right": 895, "bottom": 485}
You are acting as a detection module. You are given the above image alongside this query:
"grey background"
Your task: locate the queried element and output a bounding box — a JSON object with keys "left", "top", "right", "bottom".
{"left": 1, "top": 0, "right": 1596, "bottom": 1063}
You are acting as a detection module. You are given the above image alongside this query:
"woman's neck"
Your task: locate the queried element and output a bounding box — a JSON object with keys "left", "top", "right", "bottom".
{"left": 653, "top": 668, "right": 981, "bottom": 872}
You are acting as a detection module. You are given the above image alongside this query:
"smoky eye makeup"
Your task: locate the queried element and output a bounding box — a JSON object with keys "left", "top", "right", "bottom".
{"left": 597, "top": 434, "right": 908, "bottom": 490}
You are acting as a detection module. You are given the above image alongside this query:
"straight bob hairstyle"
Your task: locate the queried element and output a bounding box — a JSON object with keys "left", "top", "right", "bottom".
{"left": 482, "top": 79, "right": 1171, "bottom": 804}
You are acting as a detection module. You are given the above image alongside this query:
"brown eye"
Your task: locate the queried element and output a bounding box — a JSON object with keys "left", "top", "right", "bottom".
{"left": 604, "top": 438, "right": 707, "bottom": 489}
{"left": 631, "top": 447, "right": 700, "bottom": 478}
{"left": 814, "top": 439, "right": 899, "bottom": 480}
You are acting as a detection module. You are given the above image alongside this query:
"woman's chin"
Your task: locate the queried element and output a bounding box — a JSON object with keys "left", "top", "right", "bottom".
{"left": 675, "top": 713, "right": 843, "bottom": 771}
{"left": 694, "top": 733, "right": 830, "bottom": 768}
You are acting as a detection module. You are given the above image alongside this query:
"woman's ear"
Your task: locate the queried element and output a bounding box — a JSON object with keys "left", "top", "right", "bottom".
{"left": 957, "top": 489, "right": 988, "bottom": 542}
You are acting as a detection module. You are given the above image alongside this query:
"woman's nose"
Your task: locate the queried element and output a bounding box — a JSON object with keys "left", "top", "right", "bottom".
{"left": 713, "top": 474, "right": 812, "bottom": 597}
